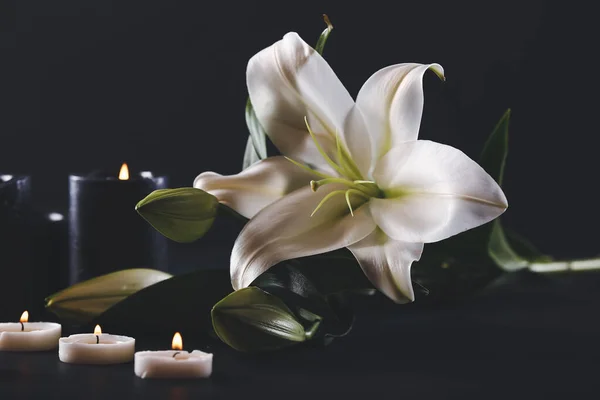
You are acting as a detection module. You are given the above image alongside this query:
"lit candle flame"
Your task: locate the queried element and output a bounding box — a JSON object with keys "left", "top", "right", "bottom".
{"left": 118, "top": 163, "right": 129, "bottom": 180}
{"left": 172, "top": 332, "right": 183, "bottom": 350}
{"left": 94, "top": 325, "right": 102, "bottom": 335}
{"left": 20, "top": 311, "right": 29, "bottom": 323}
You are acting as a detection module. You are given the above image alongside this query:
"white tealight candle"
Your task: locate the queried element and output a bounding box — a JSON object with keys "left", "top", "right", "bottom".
{"left": 134, "top": 332, "right": 213, "bottom": 379}
{"left": 59, "top": 325, "right": 135, "bottom": 364}
{"left": 0, "top": 311, "right": 61, "bottom": 351}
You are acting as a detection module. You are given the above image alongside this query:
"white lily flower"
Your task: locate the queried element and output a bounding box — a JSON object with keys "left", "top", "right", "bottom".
{"left": 195, "top": 32, "right": 508, "bottom": 303}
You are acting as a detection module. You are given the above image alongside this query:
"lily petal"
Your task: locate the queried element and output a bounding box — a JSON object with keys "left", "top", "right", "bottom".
{"left": 230, "top": 184, "right": 377, "bottom": 290}
{"left": 247, "top": 32, "right": 355, "bottom": 174}
{"left": 356, "top": 63, "right": 444, "bottom": 165}
{"left": 348, "top": 229, "right": 423, "bottom": 303}
{"left": 194, "top": 156, "right": 317, "bottom": 219}
{"left": 371, "top": 140, "right": 507, "bottom": 243}
{"left": 341, "top": 105, "right": 372, "bottom": 179}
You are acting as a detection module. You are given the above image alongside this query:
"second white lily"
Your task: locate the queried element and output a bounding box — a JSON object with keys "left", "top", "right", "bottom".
{"left": 195, "top": 32, "right": 508, "bottom": 303}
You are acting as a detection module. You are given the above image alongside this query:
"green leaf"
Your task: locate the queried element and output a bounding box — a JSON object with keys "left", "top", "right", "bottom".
{"left": 242, "top": 135, "right": 261, "bottom": 170}
{"left": 487, "top": 220, "right": 529, "bottom": 271}
{"left": 212, "top": 287, "right": 312, "bottom": 352}
{"left": 285, "top": 250, "right": 373, "bottom": 295}
{"left": 93, "top": 269, "right": 233, "bottom": 336}
{"left": 315, "top": 14, "right": 333, "bottom": 55}
{"left": 136, "top": 187, "right": 219, "bottom": 243}
{"left": 479, "top": 108, "right": 510, "bottom": 185}
{"left": 478, "top": 109, "right": 553, "bottom": 271}
{"left": 488, "top": 220, "right": 553, "bottom": 271}
{"left": 243, "top": 98, "right": 268, "bottom": 169}
{"left": 45, "top": 269, "right": 172, "bottom": 323}
{"left": 477, "top": 108, "right": 513, "bottom": 263}
{"left": 245, "top": 98, "right": 268, "bottom": 159}
{"left": 49, "top": 252, "right": 369, "bottom": 348}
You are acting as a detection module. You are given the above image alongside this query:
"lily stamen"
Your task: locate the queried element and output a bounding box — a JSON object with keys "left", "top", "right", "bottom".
{"left": 334, "top": 130, "right": 363, "bottom": 181}
{"left": 310, "top": 177, "right": 356, "bottom": 192}
{"left": 345, "top": 189, "right": 370, "bottom": 217}
{"left": 310, "top": 190, "right": 347, "bottom": 217}
{"left": 304, "top": 116, "right": 348, "bottom": 178}
{"left": 311, "top": 188, "right": 370, "bottom": 217}
{"left": 353, "top": 180, "right": 383, "bottom": 198}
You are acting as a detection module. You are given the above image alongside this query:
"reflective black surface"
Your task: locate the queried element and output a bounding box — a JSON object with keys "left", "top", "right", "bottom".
{"left": 1, "top": 270, "right": 599, "bottom": 399}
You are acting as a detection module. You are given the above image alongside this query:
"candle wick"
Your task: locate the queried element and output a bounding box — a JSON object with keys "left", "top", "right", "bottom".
{"left": 172, "top": 352, "right": 181, "bottom": 358}
{"left": 96, "top": 335, "right": 100, "bottom": 344}
{"left": 20, "top": 322, "right": 24, "bottom": 332}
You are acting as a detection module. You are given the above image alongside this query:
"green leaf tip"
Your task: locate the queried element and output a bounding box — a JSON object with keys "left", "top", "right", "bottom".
{"left": 136, "top": 187, "right": 219, "bottom": 243}
{"left": 323, "top": 14, "right": 333, "bottom": 32}
{"left": 211, "top": 287, "right": 309, "bottom": 352}
{"left": 315, "top": 14, "right": 334, "bottom": 56}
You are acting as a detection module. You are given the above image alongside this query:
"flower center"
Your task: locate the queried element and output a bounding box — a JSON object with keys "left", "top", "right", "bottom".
{"left": 309, "top": 178, "right": 382, "bottom": 217}
{"left": 286, "top": 117, "right": 383, "bottom": 217}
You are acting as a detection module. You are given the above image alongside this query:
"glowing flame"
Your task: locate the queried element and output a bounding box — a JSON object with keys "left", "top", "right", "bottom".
{"left": 20, "top": 311, "right": 29, "bottom": 323}
{"left": 172, "top": 332, "right": 183, "bottom": 350}
{"left": 118, "top": 163, "right": 129, "bottom": 180}
{"left": 94, "top": 325, "right": 102, "bottom": 335}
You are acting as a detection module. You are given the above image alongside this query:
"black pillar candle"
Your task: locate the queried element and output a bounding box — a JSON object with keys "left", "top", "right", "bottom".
{"left": 68, "top": 164, "right": 168, "bottom": 285}
{"left": 0, "top": 175, "right": 35, "bottom": 320}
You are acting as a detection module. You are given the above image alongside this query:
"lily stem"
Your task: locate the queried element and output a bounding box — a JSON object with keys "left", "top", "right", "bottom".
{"left": 528, "top": 257, "right": 600, "bottom": 273}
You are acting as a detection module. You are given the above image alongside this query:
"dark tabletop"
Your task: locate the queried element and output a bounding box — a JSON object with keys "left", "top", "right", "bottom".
{"left": 1, "top": 269, "right": 599, "bottom": 400}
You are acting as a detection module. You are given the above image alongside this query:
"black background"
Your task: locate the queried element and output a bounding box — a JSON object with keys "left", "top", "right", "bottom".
{"left": 2, "top": 1, "right": 599, "bottom": 257}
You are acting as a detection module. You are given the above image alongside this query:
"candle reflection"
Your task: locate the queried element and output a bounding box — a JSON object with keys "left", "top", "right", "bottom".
{"left": 168, "top": 387, "right": 188, "bottom": 400}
